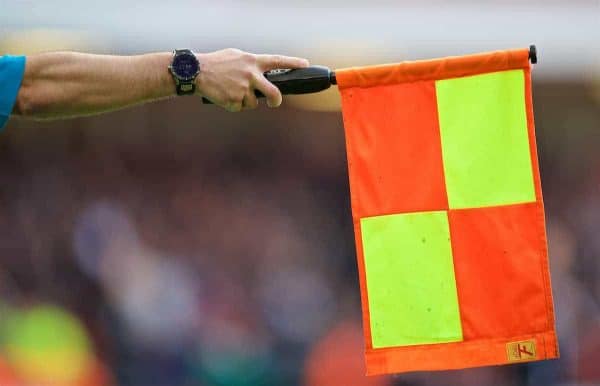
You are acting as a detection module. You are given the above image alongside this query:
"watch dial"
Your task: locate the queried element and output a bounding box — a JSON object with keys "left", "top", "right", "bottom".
{"left": 173, "top": 53, "right": 199, "bottom": 80}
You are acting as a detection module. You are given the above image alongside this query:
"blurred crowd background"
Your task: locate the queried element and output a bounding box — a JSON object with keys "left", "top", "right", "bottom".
{"left": 1, "top": 1, "right": 599, "bottom": 385}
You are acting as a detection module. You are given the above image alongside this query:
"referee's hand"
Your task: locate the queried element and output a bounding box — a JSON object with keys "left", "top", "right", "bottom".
{"left": 195, "top": 49, "right": 309, "bottom": 112}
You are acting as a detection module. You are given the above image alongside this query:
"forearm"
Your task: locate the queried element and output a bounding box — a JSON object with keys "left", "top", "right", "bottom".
{"left": 14, "top": 52, "right": 175, "bottom": 119}
{"left": 10, "top": 49, "right": 309, "bottom": 118}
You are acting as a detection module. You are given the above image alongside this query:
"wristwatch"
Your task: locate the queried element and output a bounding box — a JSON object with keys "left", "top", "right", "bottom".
{"left": 168, "top": 49, "right": 200, "bottom": 96}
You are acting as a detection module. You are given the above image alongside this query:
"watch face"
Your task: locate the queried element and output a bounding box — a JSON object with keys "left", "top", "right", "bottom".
{"left": 172, "top": 53, "right": 199, "bottom": 81}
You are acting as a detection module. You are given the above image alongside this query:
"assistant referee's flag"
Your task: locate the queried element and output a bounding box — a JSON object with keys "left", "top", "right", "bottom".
{"left": 336, "top": 48, "right": 558, "bottom": 375}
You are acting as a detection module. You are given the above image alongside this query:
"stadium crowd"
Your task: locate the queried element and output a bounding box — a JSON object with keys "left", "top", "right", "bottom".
{"left": 0, "top": 81, "right": 598, "bottom": 386}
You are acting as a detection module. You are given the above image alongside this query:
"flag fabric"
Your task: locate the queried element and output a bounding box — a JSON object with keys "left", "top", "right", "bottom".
{"left": 336, "top": 48, "right": 558, "bottom": 375}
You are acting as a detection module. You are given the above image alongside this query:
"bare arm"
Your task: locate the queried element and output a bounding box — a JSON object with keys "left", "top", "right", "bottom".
{"left": 13, "top": 49, "right": 309, "bottom": 118}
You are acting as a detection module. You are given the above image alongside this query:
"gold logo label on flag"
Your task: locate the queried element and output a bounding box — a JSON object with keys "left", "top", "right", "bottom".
{"left": 506, "top": 340, "right": 536, "bottom": 362}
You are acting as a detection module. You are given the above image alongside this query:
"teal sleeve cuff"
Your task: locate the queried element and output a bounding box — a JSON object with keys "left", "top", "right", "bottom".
{"left": 0, "top": 55, "right": 26, "bottom": 131}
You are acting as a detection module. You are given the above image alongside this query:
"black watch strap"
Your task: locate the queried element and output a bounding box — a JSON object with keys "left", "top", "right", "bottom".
{"left": 175, "top": 79, "right": 196, "bottom": 96}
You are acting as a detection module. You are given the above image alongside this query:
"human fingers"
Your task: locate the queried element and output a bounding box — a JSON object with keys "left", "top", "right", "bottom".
{"left": 242, "top": 90, "right": 258, "bottom": 110}
{"left": 256, "top": 54, "right": 309, "bottom": 72}
{"left": 252, "top": 74, "right": 282, "bottom": 108}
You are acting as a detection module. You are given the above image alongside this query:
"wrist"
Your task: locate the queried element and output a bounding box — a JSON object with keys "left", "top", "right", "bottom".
{"left": 159, "top": 52, "right": 178, "bottom": 97}
{"left": 194, "top": 52, "right": 208, "bottom": 96}
{"left": 139, "top": 52, "right": 176, "bottom": 98}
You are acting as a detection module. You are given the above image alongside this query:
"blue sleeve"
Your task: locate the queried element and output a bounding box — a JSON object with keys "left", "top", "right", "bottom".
{"left": 0, "top": 55, "right": 26, "bottom": 131}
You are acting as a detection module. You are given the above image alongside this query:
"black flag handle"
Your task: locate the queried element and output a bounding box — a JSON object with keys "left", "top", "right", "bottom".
{"left": 202, "top": 65, "right": 334, "bottom": 104}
